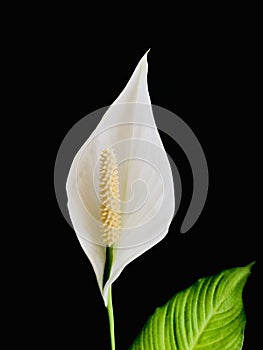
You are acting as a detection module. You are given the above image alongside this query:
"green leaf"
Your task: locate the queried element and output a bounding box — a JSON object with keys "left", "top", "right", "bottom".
{"left": 130, "top": 262, "right": 254, "bottom": 350}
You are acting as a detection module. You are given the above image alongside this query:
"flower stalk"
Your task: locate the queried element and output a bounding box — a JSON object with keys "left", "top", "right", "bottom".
{"left": 103, "top": 247, "right": 116, "bottom": 350}
{"left": 107, "top": 284, "right": 115, "bottom": 350}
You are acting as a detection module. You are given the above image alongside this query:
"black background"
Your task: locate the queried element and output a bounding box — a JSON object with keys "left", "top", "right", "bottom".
{"left": 24, "top": 11, "right": 260, "bottom": 350}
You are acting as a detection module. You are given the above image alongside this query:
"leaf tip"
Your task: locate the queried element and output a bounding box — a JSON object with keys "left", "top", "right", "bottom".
{"left": 246, "top": 260, "right": 256, "bottom": 273}
{"left": 233, "top": 261, "right": 255, "bottom": 289}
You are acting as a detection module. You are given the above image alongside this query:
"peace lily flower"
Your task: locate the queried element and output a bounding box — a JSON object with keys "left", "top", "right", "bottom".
{"left": 66, "top": 52, "right": 174, "bottom": 320}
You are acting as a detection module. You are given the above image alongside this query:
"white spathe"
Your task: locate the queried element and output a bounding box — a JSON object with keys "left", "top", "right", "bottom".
{"left": 66, "top": 51, "right": 175, "bottom": 306}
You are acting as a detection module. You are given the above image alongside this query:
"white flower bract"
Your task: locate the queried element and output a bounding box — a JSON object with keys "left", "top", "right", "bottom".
{"left": 66, "top": 51, "right": 175, "bottom": 305}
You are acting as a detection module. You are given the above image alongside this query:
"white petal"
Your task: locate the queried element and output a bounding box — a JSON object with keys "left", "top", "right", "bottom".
{"left": 66, "top": 51, "right": 175, "bottom": 305}
{"left": 113, "top": 49, "right": 151, "bottom": 105}
{"left": 66, "top": 144, "right": 105, "bottom": 294}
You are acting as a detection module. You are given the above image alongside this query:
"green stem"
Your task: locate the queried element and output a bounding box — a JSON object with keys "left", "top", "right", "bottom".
{"left": 103, "top": 247, "right": 116, "bottom": 350}
{"left": 107, "top": 285, "right": 115, "bottom": 350}
{"left": 103, "top": 247, "right": 114, "bottom": 287}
